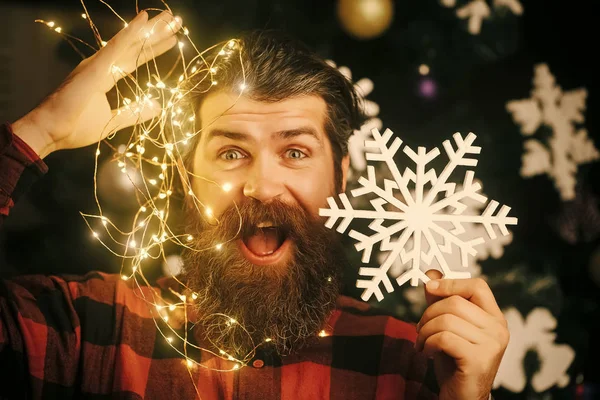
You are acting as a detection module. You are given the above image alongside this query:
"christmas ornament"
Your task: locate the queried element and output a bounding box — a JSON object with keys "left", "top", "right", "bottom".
{"left": 337, "top": 0, "right": 394, "bottom": 40}
{"left": 493, "top": 307, "right": 575, "bottom": 392}
{"left": 319, "top": 128, "right": 518, "bottom": 301}
{"left": 507, "top": 63, "right": 599, "bottom": 201}
{"left": 384, "top": 179, "right": 513, "bottom": 313}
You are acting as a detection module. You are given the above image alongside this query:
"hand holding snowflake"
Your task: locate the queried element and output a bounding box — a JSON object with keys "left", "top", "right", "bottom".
{"left": 319, "top": 128, "right": 518, "bottom": 302}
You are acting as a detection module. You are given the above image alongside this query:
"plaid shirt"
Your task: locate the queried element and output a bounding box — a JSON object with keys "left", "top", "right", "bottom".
{"left": 0, "top": 123, "right": 440, "bottom": 399}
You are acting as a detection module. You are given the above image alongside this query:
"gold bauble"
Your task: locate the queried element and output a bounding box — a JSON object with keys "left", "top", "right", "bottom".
{"left": 337, "top": 0, "right": 394, "bottom": 40}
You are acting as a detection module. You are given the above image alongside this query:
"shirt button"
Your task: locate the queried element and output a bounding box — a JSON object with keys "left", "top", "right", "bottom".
{"left": 252, "top": 359, "right": 265, "bottom": 368}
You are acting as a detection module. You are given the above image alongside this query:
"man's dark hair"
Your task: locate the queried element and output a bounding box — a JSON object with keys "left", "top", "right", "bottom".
{"left": 180, "top": 29, "right": 365, "bottom": 191}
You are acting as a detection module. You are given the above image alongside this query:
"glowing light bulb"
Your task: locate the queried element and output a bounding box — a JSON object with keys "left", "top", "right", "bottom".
{"left": 187, "top": 235, "right": 193, "bottom": 241}
{"left": 158, "top": 193, "right": 167, "bottom": 199}
{"left": 210, "top": 68, "right": 217, "bottom": 74}
{"left": 318, "top": 330, "right": 328, "bottom": 337}
{"left": 229, "top": 318, "right": 236, "bottom": 324}
{"left": 54, "top": 27, "right": 62, "bottom": 33}
{"left": 121, "top": 275, "right": 129, "bottom": 280}
{"left": 156, "top": 81, "right": 166, "bottom": 89}
{"left": 167, "top": 336, "right": 173, "bottom": 343}
{"left": 419, "top": 64, "right": 430, "bottom": 76}
{"left": 81, "top": 13, "right": 87, "bottom": 19}
{"left": 129, "top": 240, "right": 137, "bottom": 248}
{"left": 178, "top": 41, "right": 184, "bottom": 49}
{"left": 138, "top": 221, "right": 145, "bottom": 227}
{"left": 211, "top": 81, "right": 218, "bottom": 86}
{"left": 92, "top": 231, "right": 99, "bottom": 238}
{"left": 264, "top": 338, "right": 272, "bottom": 342}
{"left": 191, "top": 293, "right": 198, "bottom": 300}
{"left": 188, "top": 116, "right": 195, "bottom": 121}
{"left": 164, "top": 316, "right": 169, "bottom": 323}
{"left": 218, "top": 50, "right": 225, "bottom": 56}
{"left": 47, "top": 21, "right": 55, "bottom": 27}
{"left": 161, "top": 164, "right": 167, "bottom": 170}
{"left": 205, "top": 207, "right": 213, "bottom": 216}
{"left": 215, "top": 243, "right": 222, "bottom": 250}
{"left": 233, "top": 364, "right": 240, "bottom": 370}
{"left": 149, "top": 179, "right": 157, "bottom": 185}
{"left": 187, "top": 359, "right": 194, "bottom": 368}
{"left": 222, "top": 182, "right": 232, "bottom": 192}
{"left": 191, "top": 66, "right": 197, "bottom": 73}
{"left": 169, "top": 304, "right": 176, "bottom": 311}
{"left": 101, "top": 40, "right": 107, "bottom": 47}
{"left": 140, "top": 206, "right": 147, "bottom": 212}
{"left": 183, "top": 27, "right": 189, "bottom": 35}
{"left": 239, "top": 83, "right": 247, "bottom": 91}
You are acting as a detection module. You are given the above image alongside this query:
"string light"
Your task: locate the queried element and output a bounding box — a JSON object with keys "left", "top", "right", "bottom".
{"left": 36, "top": 4, "right": 318, "bottom": 393}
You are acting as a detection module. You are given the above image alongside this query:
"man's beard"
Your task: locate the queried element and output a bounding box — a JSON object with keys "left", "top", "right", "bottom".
{"left": 180, "top": 198, "right": 345, "bottom": 358}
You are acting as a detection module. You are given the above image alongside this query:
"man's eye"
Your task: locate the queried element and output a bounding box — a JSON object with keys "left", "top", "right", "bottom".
{"left": 219, "top": 149, "right": 245, "bottom": 160}
{"left": 286, "top": 149, "right": 306, "bottom": 159}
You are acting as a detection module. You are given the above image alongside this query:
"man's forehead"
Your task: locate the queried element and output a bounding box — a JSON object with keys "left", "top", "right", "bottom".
{"left": 198, "top": 92, "right": 328, "bottom": 133}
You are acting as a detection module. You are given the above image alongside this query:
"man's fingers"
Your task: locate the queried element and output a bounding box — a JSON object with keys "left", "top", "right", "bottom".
{"left": 107, "top": 99, "right": 161, "bottom": 134}
{"left": 416, "top": 313, "right": 485, "bottom": 352}
{"left": 425, "top": 277, "right": 504, "bottom": 319}
{"left": 138, "top": 11, "right": 182, "bottom": 43}
{"left": 422, "top": 330, "right": 472, "bottom": 360}
{"left": 97, "top": 11, "right": 149, "bottom": 66}
{"left": 424, "top": 269, "right": 443, "bottom": 306}
{"left": 135, "top": 36, "right": 179, "bottom": 69}
{"left": 418, "top": 294, "right": 495, "bottom": 331}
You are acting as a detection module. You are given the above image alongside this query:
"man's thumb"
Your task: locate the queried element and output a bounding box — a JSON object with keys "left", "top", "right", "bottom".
{"left": 424, "top": 269, "right": 443, "bottom": 306}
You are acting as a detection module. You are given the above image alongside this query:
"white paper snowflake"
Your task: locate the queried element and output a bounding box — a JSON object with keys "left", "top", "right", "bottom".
{"left": 494, "top": 307, "right": 575, "bottom": 393}
{"left": 441, "top": 0, "right": 523, "bottom": 35}
{"left": 326, "top": 60, "right": 382, "bottom": 175}
{"left": 507, "top": 63, "right": 599, "bottom": 201}
{"left": 319, "top": 128, "right": 518, "bottom": 301}
{"left": 383, "top": 180, "right": 513, "bottom": 312}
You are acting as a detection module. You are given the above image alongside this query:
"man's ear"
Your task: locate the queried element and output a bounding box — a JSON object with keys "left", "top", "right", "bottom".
{"left": 341, "top": 154, "right": 350, "bottom": 193}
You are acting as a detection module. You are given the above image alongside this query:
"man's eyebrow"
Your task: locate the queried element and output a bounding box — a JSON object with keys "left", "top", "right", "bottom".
{"left": 205, "top": 129, "right": 253, "bottom": 143}
{"left": 273, "top": 127, "right": 323, "bottom": 146}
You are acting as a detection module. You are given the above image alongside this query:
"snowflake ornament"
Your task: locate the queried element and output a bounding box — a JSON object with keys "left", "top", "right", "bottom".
{"left": 326, "top": 60, "right": 382, "bottom": 175}
{"left": 494, "top": 307, "right": 575, "bottom": 393}
{"left": 441, "top": 0, "right": 523, "bottom": 35}
{"left": 384, "top": 180, "right": 513, "bottom": 313}
{"left": 319, "top": 128, "right": 518, "bottom": 301}
{"left": 507, "top": 63, "right": 599, "bottom": 201}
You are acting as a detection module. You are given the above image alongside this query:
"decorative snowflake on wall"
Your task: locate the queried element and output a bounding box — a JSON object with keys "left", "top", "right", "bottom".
{"left": 326, "top": 60, "right": 382, "bottom": 179}
{"left": 494, "top": 307, "right": 575, "bottom": 393}
{"left": 319, "top": 128, "right": 518, "bottom": 301}
{"left": 441, "top": 0, "right": 523, "bottom": 35}
{"left": 507, "top": 63, "right": 599, "bottom": 201}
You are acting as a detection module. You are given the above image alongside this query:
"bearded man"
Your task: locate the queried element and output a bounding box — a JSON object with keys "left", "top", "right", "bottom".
{"left": 0, "top": 10, "right": 508, "bottom": 400}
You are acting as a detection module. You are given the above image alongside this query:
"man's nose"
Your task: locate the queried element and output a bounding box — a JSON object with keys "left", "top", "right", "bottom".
{"left": 243, "top": 158, "right": 285, "bottom": 203}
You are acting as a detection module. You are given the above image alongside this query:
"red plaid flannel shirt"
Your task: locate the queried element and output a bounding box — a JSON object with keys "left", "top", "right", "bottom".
{"left": 0, "top": 123, "right": 439, "bottom": 399}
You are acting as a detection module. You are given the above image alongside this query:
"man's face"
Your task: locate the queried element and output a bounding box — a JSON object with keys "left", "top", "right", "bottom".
{"left": 182, "top": 92, "right": 349, "bottom": 356}
{"left": 191, "top": 92, "right": 347, "bottom": 267}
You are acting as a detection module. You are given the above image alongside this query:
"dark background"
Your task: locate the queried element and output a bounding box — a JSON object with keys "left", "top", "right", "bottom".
{"left": 0, "top": 0, "right": 598, "bottom": 399}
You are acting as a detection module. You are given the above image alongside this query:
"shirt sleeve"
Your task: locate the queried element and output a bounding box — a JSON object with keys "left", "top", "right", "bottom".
{"left": 0, "top": 273, "right": 83, "bottom": 398}
{"left": 0, "top": 122, "right": 48, "bottom": 227}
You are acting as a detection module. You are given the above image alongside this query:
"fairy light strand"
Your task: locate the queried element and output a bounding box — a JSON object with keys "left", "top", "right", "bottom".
{"left": 36, "top": 3, "right": 333, "bottom": 396}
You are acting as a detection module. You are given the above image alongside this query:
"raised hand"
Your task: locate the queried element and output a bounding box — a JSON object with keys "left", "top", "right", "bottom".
{"left": 416, "top": 270, "right": 509, "bottom": 400}
{"left": 13, "top": 10, "right": 182, "bottom": 158}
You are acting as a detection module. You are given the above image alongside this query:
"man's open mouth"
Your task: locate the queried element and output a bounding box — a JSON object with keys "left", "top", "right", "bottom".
{"left": 238, "top": 222, "right": 292, "bottom": 265}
